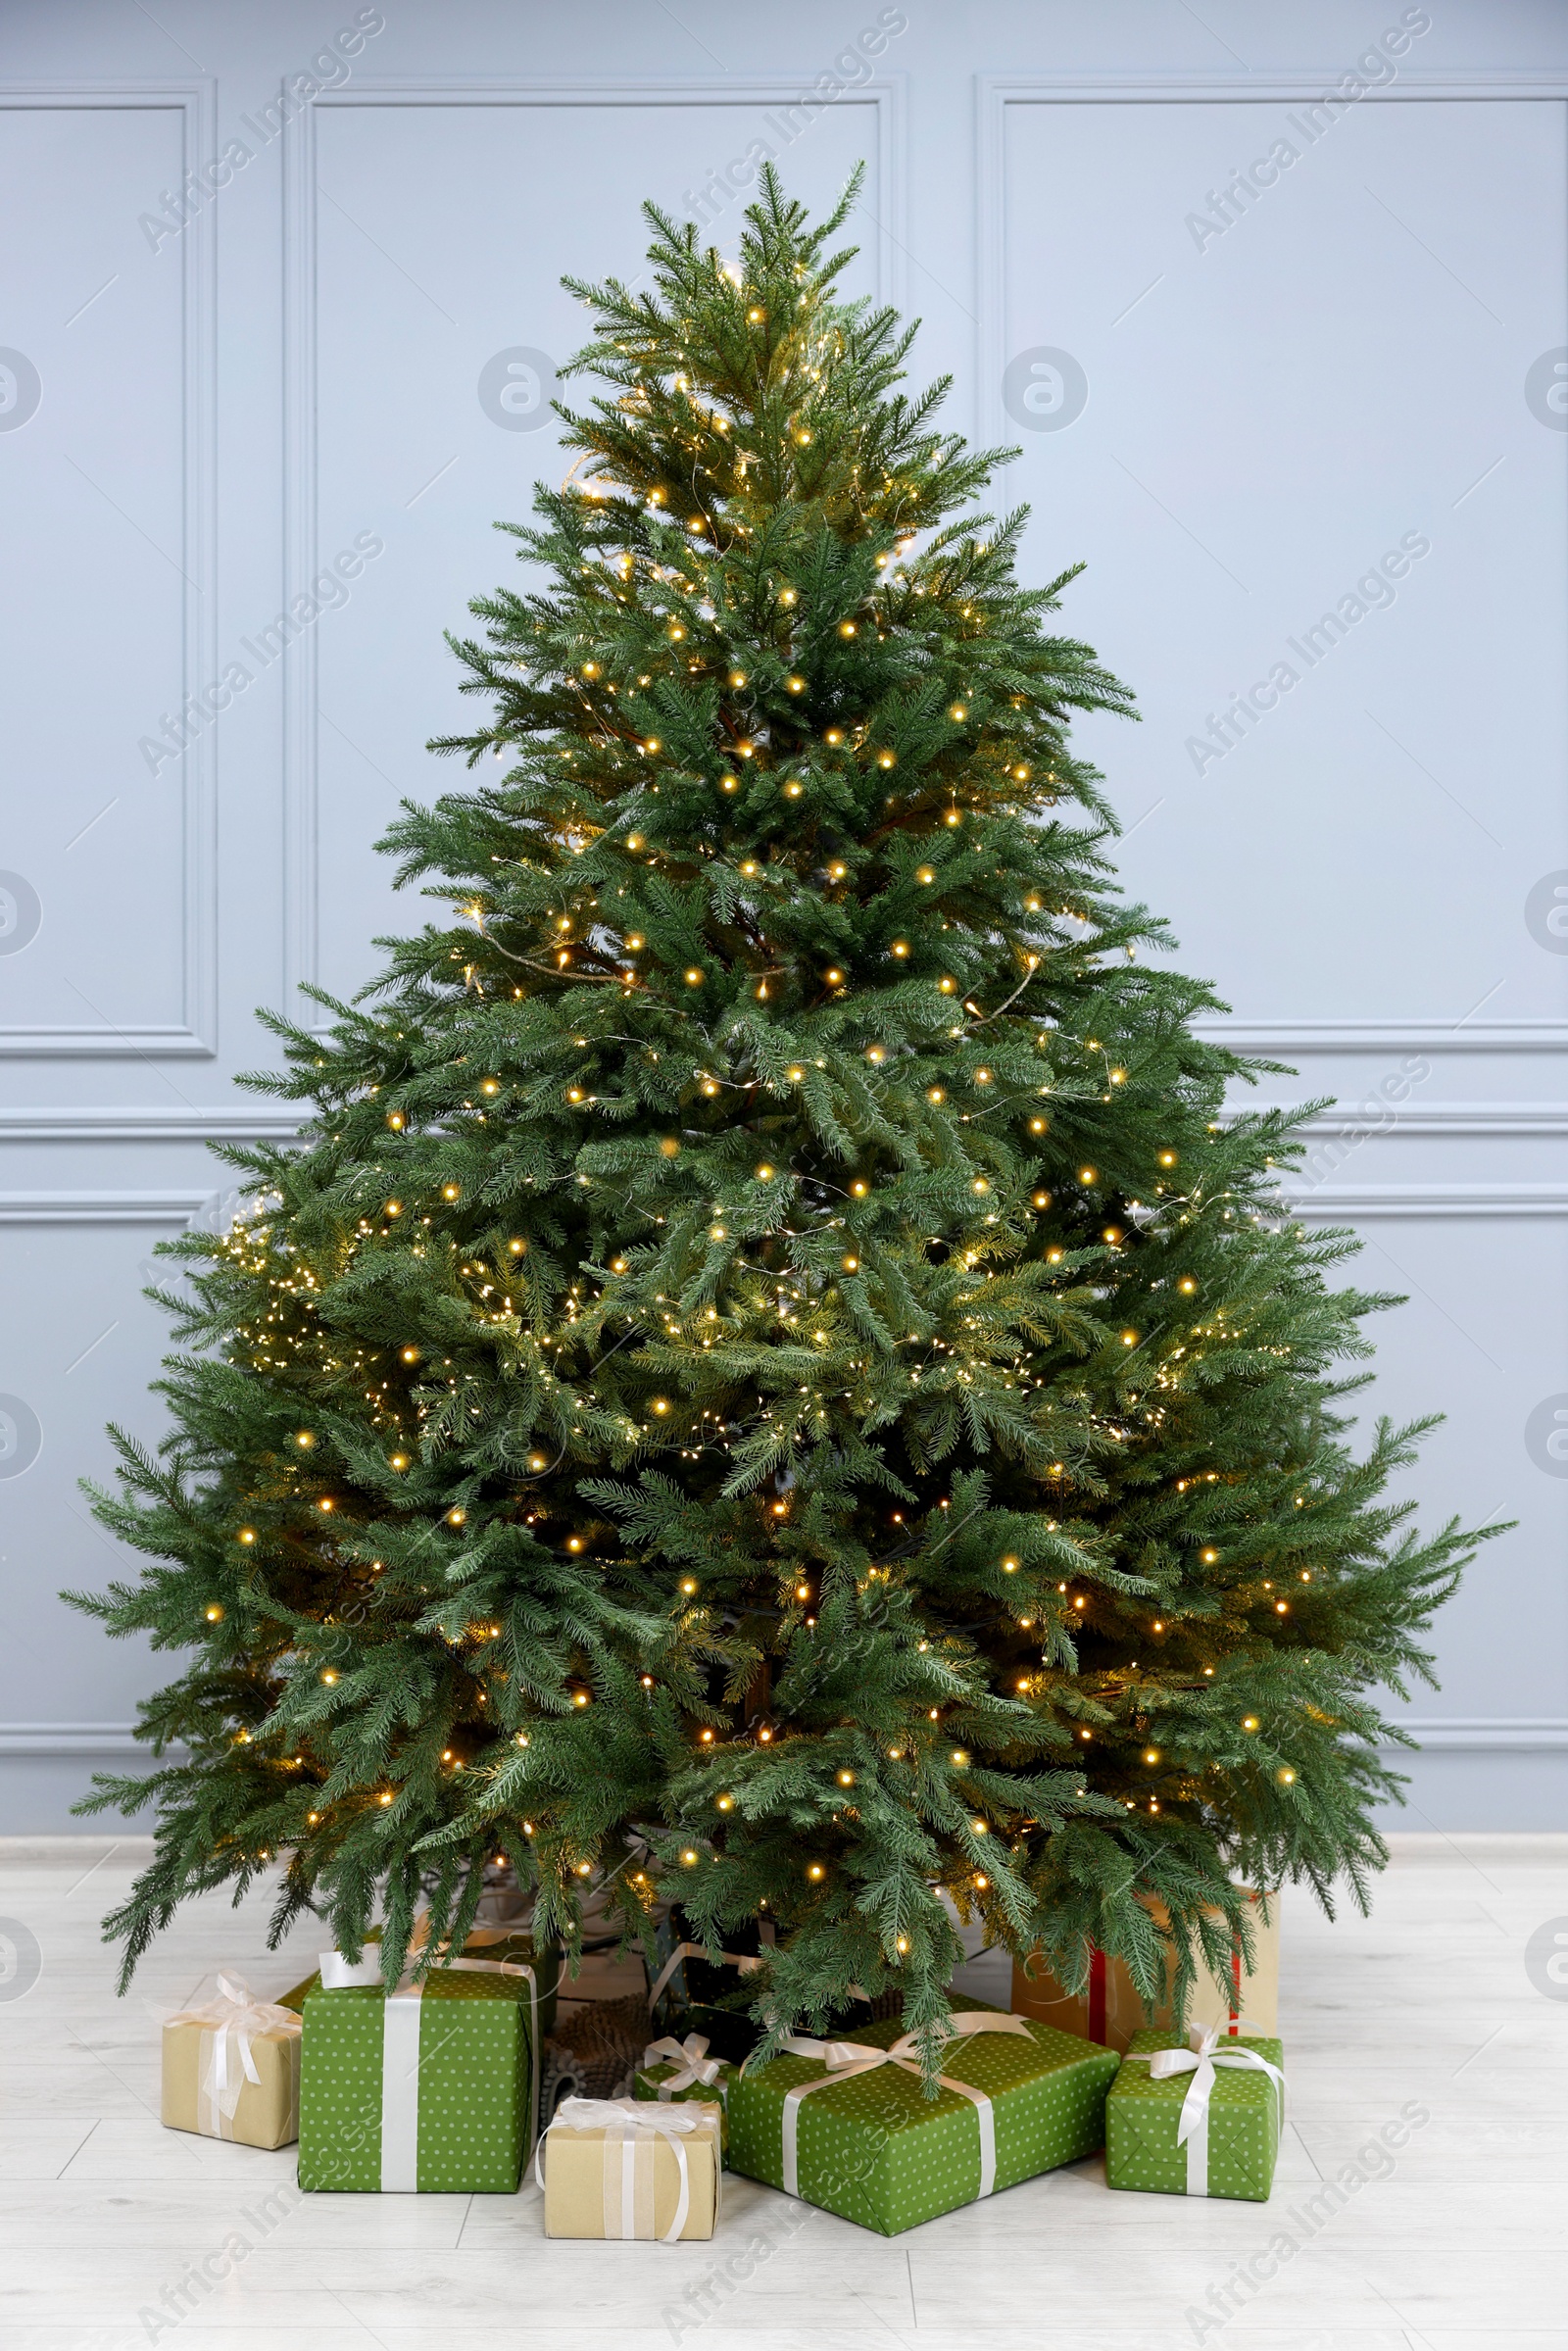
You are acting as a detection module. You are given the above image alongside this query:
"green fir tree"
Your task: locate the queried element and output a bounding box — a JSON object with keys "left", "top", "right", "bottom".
{"left": 72, "top": 169, "right": 1492, "bottom": 2045}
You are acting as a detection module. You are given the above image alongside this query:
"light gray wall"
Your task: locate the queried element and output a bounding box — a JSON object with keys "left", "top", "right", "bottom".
{"left": 1, "top": 0, "right": 1565, "bottom": 1831}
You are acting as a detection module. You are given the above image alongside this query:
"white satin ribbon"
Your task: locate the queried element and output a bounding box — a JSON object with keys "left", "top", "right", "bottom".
{"left": 641, "top": 2033, "right": 726, "bottom": 2099}
{"left": 1122, "top": 2019, "right": 1286, "bottom": 2196}
{"left": 773, "top": 2011, "right": 1038, "bottom": 2200}
{"left": 167, "top": 1974, "right": 302, "bottom": 2141}
{"left": 535, "top": 2095, "right": 715, "bottom": 2240}
{"left": 647, "top": 1941, "right": 764, "bottom": 2011}
{"left": 317, "top": 1924, "right": 539, "bottom": 2191}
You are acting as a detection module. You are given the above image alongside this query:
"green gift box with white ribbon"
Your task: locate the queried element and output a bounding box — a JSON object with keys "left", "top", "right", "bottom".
{"left": 295, "top": 1942, "right": 540, "bottom": 2193}
{"left": 1107, "top": 2024, "right": 1285, "bottom": 2202}
{"left": 635, "top": 2031, "right": 738, "bottom": 2158}
{"left": 726, "top": 2000, "right": 1119, "bottom": 2235}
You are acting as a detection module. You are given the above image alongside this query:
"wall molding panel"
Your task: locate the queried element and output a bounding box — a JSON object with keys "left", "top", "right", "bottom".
{"left": 0, "top": 1724, "right": 159, "bottom": 1757}
{"left": 0, "top": 1189, "right": 215, "bottom": 1224}
{"left": 0, "top": 1107, "right": 304, "bottom": 1143}
{"left": 9, "top": 1716, "right": 1555, "bottom": 1758}
{"left": 976, "top": 70, "right": 1568, "bottom": 1063}
{"left": 0, "top": 81, "right": 219, "bottom": 1059}
{"left": 1197, "top": 1020, "right": 1568, "bottom": 1056}
{"left": 1285, "top": 1184, "right": 1568, "bottom": 1217}
{"left": 1281, "top": 1104, "right": 1568, "bottom": 1137}
{"left": 1379, "top": 1720, "right": 1568, "bottom": 1752}
{"left": 3, "top": 1104, "right": 1562, "bottom": 1145}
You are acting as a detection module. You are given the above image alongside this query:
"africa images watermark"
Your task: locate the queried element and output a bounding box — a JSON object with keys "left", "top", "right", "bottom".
{"left": 137, "top": 2183, "right": 302, "bottom": 2343}
{"left": 662, "top": 2194, "right": 813, "bottom": 2341}
{"left": 1184, "top": 9, "right": 1434, "bottom": 254}
{"left": 1288, "top": 1053, "right": 1433, "bottom": 1199}
{"left": 138, "top": 531, "right": 384, "bottom": 777}
{"left": 678, "top": 9, "right": 908, "bottom": 231}
{"left": 1185, "top": 2098, "right": 1431, "bottom": 2342}
{"left": 137, "top": 11, "right": 386, "bottom": 253}
{"left": 1185, "top": 531, "right": 1431, "bottom": 777}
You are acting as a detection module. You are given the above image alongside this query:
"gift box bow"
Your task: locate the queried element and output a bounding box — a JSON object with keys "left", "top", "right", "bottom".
{"left": 537, "top": 2094, "right": 720, "bottom": 2241}
{"left": 166, "top": 1973, "right": 302, "bottom": 2131}
{"left": 642, "top": 2032, "right": 727, "bottom": 2096}
{"left": 1121, "top": 2019, "right": 1286, "bottom": 2197}
{"left": 763, "top": 2010, "right": 1040, "bottom": 2200}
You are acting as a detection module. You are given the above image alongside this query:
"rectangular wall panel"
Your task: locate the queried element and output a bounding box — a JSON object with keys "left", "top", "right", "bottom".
{"left": 982, "top": 86, "right": 1568, "bottom": 1048}
{"left": 0, "top": 90, "right": 216, "bottom": 1053}
{"left": 0, "top": 1212, "right": 201, "bottom": 1735}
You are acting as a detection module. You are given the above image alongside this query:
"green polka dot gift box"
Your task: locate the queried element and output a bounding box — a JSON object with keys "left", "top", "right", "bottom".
{"left": 1106, "top": 2027, "right": 1285, "bottom": 2203}
{"left": 635, "top": 2032, "right": 738, "bottom": 2159}
{"left": 725, "top": 1997, "right": 1119, "bottom": 2235}
{"left": 292, "top": 1946, "right": 540, "bottom": 2193}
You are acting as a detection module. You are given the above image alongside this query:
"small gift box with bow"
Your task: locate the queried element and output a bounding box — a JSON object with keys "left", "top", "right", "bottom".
{"left": 538, "top": 2095, "right": 722, "bottom": 2240}
{"left": 1107, "top": 2023, "right": 1285, "bottom": 2202}
{"left": 293, "top": 1929, "right": 540, "bottom": 2193}
{"left": 162, "top": 1974, "right": 303, "bottom": 2149}
{"left": 726, "top": 1997, "right": 1119, "bottom": 2235}
{"left": 635, "top": 2031, "right": 737, "bottom": 2155}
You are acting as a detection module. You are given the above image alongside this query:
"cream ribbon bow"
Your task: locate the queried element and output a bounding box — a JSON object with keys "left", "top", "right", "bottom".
{"left": 1123, "top": 2019, "right": 1286, "bottom": 2196}
{"left": 771, "top": 2011, "right": 1039, "bottom": 2200}
{"left": 535, "top": 2095, "right": 717, "bottom": 2241}
{"left": 641, "top": 2032, "right": 726, "bottom": 2098}
{"left": 316, "top": 1916, "right": 539, "bottom": 2189}
{"left": 167, "top": 1974, "right": 302, "bottom": 2139}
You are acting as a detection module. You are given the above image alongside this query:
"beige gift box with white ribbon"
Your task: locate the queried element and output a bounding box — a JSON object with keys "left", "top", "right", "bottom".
{"left": 162, "top": 1973, "right": 302, "bottom": 2148}
{"left": 538, "top": 2097, "right": 722, "bottom": 2240}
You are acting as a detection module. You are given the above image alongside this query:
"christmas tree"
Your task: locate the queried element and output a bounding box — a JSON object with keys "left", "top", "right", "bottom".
{"left": 74, "top": 168, "right": 1490, "bottom": 2046}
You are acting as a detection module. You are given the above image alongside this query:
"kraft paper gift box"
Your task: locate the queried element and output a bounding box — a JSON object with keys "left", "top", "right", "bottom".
{"left": 293, "top": 1941, "right": 540, "bottom": 2192}
{"left": 726, "top": 1998, "right": 1119, "bottom": 2235}
{"left": 162, "top": 1974, "right": 302, "bottom": 2149}
{"left": 1011, "top": 1885, "right": 1279, "bottom": 2055}
{"left": 1106, "top": 2025, "right": 1286, "bottom": 2202}
{"left": 539, "top": 2096, "right": 722, "bottom": 2240}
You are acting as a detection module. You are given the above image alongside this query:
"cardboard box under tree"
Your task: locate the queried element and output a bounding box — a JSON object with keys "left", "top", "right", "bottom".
{"left": 1011, "top": 1886, "right": 1279, "bottom": 2054}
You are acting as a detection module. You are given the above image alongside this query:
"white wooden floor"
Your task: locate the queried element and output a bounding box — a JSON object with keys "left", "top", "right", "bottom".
{"left": 0, "top": 1834, "right": 1563, "bottom": 2351}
